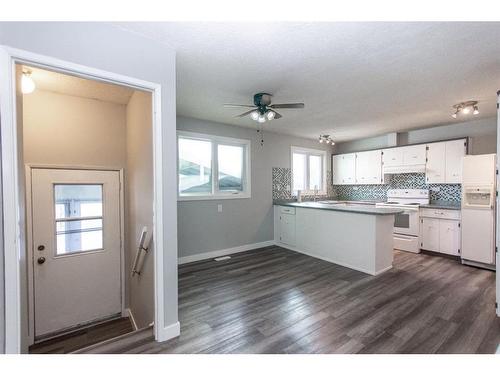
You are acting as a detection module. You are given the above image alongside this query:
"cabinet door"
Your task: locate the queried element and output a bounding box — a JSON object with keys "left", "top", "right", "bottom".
{"left": 426, "top": 142, "right": 446, "bottom": 184}
{"left": 356, "top": 150, "right": 382, "bottom": 185}
{"left": 421, "top": 217, "right": 440, "bottom": 252}
{"left": 332, "top": 155, "right": 343, "bottom": 184}
{"left": 439, "top": 220, "right": 460, "bottom": 256}
{"left": 445, "top": 139, "right": 466, "bottom": 183}
{"left": 382, "top": 148, "right": 403, "bottom": 167}
{"left": 280, "top": 213, "right": 296, "bottom": 246}
{"left": 336, "top": 153, "right": 356, "bottom": 185}
{"left": 403, "top": 144, "right": 426, "bottom": 165}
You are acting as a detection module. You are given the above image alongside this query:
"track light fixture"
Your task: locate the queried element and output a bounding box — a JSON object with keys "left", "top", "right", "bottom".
{"left": 451, "top": 101, "right": 479, "bottom": 119}
{"left": 319, "top": 135, "right": 334, "bottom": 145}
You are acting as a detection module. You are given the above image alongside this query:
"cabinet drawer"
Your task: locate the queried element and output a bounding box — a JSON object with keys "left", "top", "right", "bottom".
{"left": 420, "top": 208, "right": 460, "bottom": 220}
{"left": 280, "top": 206, "right": 296, "bottom": 215}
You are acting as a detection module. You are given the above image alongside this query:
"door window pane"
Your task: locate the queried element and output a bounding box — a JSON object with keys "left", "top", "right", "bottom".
{"left": 218, "top": 144, "right": 244, "bottom": 192}
{"left": 55, "top": 185, "right": 103, "bottom": 219}
{"left": 54, "top": 184, "right": 104, "bottom": 255}
{"left": 293, "top": 153, "right": 306, "bottom": 192}
{"left": 56, "top": 219, "right": 103, "bottom": 254}
{"left": 178, "top": 138, "right": 212, "bottom": 195}
{"left": 309, "top": 155, "right": 322, "bottom": 191}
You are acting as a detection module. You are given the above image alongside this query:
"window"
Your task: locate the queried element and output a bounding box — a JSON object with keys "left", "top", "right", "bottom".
{"left": 178, "top": 131, "right": 251, "bottom": 200}
{"left": 54, "top": 184, "right": 104, "bottom": 255}
{"left": 291, "top": 146, "right": 327, "bottom": 195}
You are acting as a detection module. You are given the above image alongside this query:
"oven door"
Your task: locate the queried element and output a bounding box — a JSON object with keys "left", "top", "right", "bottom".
{"left": 393, "top": 207, "right": 419, "bottom": 236}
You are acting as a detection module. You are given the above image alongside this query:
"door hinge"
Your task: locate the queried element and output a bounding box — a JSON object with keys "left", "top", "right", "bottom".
{"left": 426, "top": 158, "right": 428, "bottom": 162}
{"left": 458, "top": 249, "right": 460, "bottom": 254}
{"left": 381, "top": 151, "right": 384, "bottom": 155}
{"left": 496, "top": 302, "right": 498, "bottom": 309}
{"left": 496, "top": 246, "right": 498, "bottom": 253}
{"left": 426, "top": 146, "right": 429, "bottom": 150}
{"left": 420, "top": 242, "right": 423, "bottom": 247}
{"left": 458, "top": 222, "right": 460, "bottom": 228}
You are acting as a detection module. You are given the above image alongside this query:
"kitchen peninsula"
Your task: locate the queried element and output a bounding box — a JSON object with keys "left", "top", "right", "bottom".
{"left": 274, "top": 201, "right": 403, "bottom": 275}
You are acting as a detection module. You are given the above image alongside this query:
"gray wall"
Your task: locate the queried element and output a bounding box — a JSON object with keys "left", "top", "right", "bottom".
{"left": 177, "top": 116, "right": 332, "bottom": 258}
{"left": 0, "top": 22, "right": 178, "bottom": 351}
{"left": 334, "top": 117, "right": 497, "bottom": 155}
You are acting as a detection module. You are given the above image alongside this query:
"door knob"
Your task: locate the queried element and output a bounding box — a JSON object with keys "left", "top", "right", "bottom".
{"left": 37, "top": 257, "right": 46, "bottom": 265}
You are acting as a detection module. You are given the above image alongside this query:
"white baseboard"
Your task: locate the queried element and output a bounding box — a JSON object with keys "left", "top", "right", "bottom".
{"left": 156, "top": 321, "right": 180, "bottom": 342}
{"left": 178, "top": 240, "right": 275, "bottom": 265}
{"left": 123, "top": 308, "right": 138, "bottom": 331}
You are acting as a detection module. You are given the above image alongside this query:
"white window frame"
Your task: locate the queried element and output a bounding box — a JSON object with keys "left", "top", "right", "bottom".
{"left": 177, "top": 131, "right": 251, "bottom": 201}
{"left": 291, "top": 146, "right": 327, "bottom": 195}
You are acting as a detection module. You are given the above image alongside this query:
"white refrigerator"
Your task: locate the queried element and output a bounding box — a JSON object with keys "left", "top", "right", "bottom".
{"left": 461, "top": 154, "right": 496, "bottom": 268}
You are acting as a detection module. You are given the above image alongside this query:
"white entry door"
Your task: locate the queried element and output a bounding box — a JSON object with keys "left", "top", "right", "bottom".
{"left": 31, "top": 168, "right": 122, "bottom": 339}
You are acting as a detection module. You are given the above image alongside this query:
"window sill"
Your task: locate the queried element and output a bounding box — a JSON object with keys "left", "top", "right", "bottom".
{"left": 178, "top": 193, "right": 251, "bottom": 202}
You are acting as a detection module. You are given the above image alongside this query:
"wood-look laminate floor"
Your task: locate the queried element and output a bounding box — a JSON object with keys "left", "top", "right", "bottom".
{"left": 29, "top": 317, "right": 133, "bottom": 354}
{"left": 98, "top": 247, "right": 499, "bottom": 354}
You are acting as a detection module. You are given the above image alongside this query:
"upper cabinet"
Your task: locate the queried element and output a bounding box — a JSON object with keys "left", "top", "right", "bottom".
{"left": 333, "top": 138, "right": 467, "bottom": 186}
{"left": 332, "top": 153, "right": 356, "bottom": 185}
{"left": 355, "top": 150, "right": 382, "bottom": 184}
{"left": 425, "top": 139, "right": 466, "bottom": 184}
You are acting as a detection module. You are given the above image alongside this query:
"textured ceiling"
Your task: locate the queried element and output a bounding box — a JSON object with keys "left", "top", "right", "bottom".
{"left": 24, "top": 66, "right": 135, "bottom": 105}
{"left": 117, "top": 22, "right": 500, "bottom": 141}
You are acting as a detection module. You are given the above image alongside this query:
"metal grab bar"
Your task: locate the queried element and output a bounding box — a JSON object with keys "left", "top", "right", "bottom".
{"left": 132, "top": 227, "right": 150, "bottom": 277}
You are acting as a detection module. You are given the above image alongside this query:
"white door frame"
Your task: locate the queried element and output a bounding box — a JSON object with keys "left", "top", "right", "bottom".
{"left": 25, "top": 165, "right": 126, "bottom": 345}
{"left": 0, "top": 45, "right": 167, "bottom": 353}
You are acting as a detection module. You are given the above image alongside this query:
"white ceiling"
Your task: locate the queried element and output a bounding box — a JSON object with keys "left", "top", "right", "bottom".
{"left": 118, "top": 22, "right": 500, "bottom": 142}
{"left": 24, "top": 66, "right": 135, "bottom": 105}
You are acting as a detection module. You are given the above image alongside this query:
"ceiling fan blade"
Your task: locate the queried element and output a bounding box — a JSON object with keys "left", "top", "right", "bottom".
{"left": 269, "top": 103, "right": 305, "bottom": 109}
{"left": 224, "top": 104, "right": 256, "bottom": 108}
{"left": 236, "top": 109, "right": 257, "bottom": 118}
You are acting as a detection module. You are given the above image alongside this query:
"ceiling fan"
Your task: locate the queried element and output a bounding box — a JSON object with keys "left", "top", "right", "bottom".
{"left": 224, "top": 93, "right": 304, "bottom": 123}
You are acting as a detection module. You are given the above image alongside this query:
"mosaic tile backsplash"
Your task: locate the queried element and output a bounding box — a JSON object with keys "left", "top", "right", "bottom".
{"left": 272, "top": 168, "right": 461, "bottom": 203}
{"left": 272, "top": 167, "right": 335, "bottom": 200}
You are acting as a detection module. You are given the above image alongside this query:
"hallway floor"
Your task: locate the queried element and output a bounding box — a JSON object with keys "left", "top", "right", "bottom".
{"left": 29, "top": 317, "right": 134, "bottom": 354}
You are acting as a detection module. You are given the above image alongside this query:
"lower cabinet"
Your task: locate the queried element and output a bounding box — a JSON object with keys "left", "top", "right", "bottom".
{"left": 276, "top": 206, "right": 296, "bottom": 246}
{"left": 420, "top": 209, "right": 461, "bottom": 256}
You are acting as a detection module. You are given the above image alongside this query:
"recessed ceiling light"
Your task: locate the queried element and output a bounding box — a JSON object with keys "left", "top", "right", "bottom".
{"left": 451, "top": 101, "right": 478, "bottom": 119}
{"left": 21, "top": 70, "right": 36, "bottom": 94}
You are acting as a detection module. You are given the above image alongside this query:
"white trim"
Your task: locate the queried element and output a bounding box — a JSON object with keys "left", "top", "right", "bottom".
{"left": 178, "top": 240, "right": 275, "bottom": 265}
{"left": 123, "top": 308, "right": 138, "bottom": 331}
{"left": 0, "top": 45, "right": 171, "bottom": 352}
{"left": 290, "top": 145, "right": 327, "bottom": 196}
{"left": 177, "top": 130, "right": 251, "bottom": 201}
{"left": 156, "top": 321, "right": 180, "bottom": 342}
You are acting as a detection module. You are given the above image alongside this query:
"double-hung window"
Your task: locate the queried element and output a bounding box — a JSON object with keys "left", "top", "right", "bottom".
{"left": 291, "top": 146, "right": 327, "bottom": 195}
{"left": 177, "top": 131, "right": 251, "bottom": 200}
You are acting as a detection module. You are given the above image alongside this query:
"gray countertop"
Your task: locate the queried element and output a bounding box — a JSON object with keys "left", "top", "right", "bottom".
{"left": 274, "top": 201, "right": 403, "bottom": 216}
{"left": 420, "top": 201, "right": 461, "bottom": 210}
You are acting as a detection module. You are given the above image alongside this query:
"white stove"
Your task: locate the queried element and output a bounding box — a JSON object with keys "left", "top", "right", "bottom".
{"left": 376, "top": 189, "right": 429, "bottom": 253}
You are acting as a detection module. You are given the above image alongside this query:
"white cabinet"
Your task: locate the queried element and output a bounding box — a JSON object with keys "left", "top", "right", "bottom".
{"left": 425, "top": 139, "right": 466, "bottom": 184}
{"left": 355, "top": 150, "right": 382, "bottom": 184}
{"left": 445, "top": 139, "right": 466, "bottom": 183}
{"left": 421, "top": 217, "right": 440, "bottom": 252}
{"left": 382, "top": 148, "right": 403, "bottom": 167}
{"left": 425, "top": 142, "right": 446, "bottom": 183}
{"left": 277, "top": 206, "right": 296, "bottom": 246}
{"left": 402, "top": 144, "right": 427, "bottom": 165}
{"left": 420, "top": 209, "right": 461, "bottom": 256}
{"left": 332, "top": 153, "right": 356, "bottom": 185}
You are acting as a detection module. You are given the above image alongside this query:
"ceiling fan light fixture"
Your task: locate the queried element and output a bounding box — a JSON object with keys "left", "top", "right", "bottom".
{"left": 473, "top": 105, "right": 479, "bottom": 115}
{"left": 250, "top": 110, "right": 259, "bottom": 121}
{"left": 319, "top": 135, "right": 334, "bottom": 145}
{"left": 266, "top": 110, "right": 275, "bottom": 120}
{"left": 257, "top": 114, "right": 266, "bottom": 123}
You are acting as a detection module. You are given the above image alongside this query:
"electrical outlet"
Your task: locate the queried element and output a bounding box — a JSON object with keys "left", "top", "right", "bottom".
{"left": 217, "top": 204, "right": 223, "bottom": 213}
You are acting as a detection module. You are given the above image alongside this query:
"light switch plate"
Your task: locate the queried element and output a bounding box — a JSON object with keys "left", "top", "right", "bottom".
{"left": 217, "top": 204, "right": 223, "bottom": 213}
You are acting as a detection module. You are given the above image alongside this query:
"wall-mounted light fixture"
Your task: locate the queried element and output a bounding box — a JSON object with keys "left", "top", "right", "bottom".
{"left": 452, "top": 100, "right": 479, "bottom": 119}
{"left": 21, "top": 70, "right": 36, "bottom": 94}
{"left": 319, "top": 135, "right": 335, "bottom": 145}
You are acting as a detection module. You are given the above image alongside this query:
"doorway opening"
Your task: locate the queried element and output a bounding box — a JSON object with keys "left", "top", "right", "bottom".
{"left": 17, "top": 64, "right": 155, "bottom": 353}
